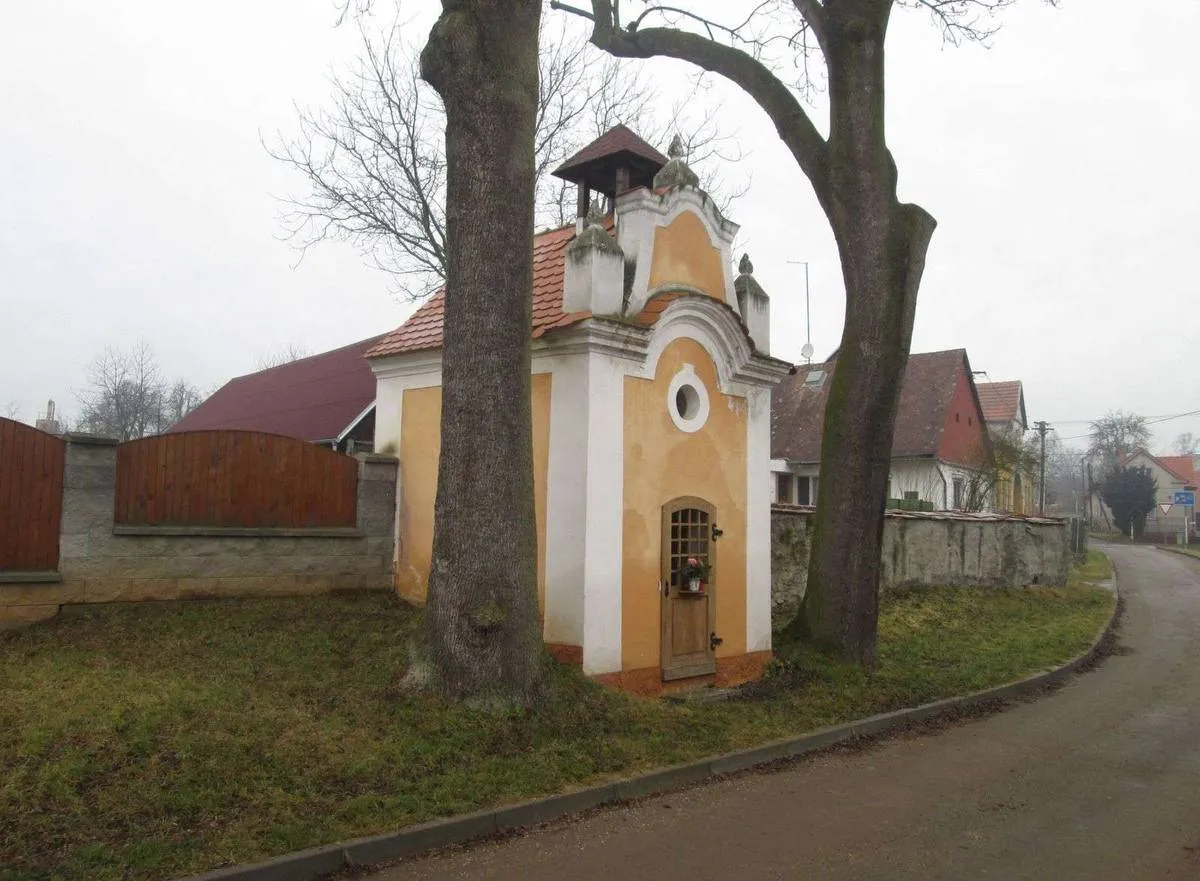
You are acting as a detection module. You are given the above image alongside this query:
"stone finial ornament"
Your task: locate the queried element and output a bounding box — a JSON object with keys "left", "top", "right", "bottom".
{"left": 738, "top": 253, "right": 754, "bottom": 275}
{"left": 653, "top": 134, "right": 700, "bottom": 190}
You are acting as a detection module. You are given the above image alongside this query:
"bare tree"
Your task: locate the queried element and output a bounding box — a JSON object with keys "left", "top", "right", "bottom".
{"left": 553, "top": 0, "right": 1054, "bottom": 666}
{"left": 958, "top": 431, "right": 1038, "bottom": 513}
{"left": 1173, "top": 432, "right": 1197, "bottom": 456}
{"left": 2, "top": 402, "right": 19, "bottom": 422}
{"left": 411, "top": 0, "right": 545, "bottom": 705}
{"left": 256, "top": 343, "right": 312, "bottom": 370}
{"left": 76, "top": 343, "right": 201, "bottom": 440}
{"left": 271, "top": 17, "right": 743, "bottom": 298}
{"left": 1088, "top": 410, "right": 1150, "bottom": 476}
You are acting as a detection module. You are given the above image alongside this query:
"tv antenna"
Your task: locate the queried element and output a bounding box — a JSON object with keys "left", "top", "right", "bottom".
{"left": 788, "top": 260, "right": 814, "bottom": 362}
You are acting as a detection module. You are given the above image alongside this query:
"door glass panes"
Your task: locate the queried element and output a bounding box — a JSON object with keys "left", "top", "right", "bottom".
{"left": 669, "top": 507, "right": 710, "bottom": 587}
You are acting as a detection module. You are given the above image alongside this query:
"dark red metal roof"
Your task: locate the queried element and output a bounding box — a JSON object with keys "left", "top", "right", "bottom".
{"left": 771, "top": 349, "right": 972, "bottom": 463}
{"left": 170, "top": 335, "right": 386, "bottom": 442}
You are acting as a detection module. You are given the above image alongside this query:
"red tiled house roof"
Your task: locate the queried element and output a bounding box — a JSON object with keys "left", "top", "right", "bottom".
{"left": 976, "top": 380, "right": 1026, "bottom": 427}
{"left": 367, "top": 224, "right": 593, "bottom": 359}
{"left": 1152, "top": 455, "right": 1200, "bottom": 487}
{"left": 171, "top": 335, "right": 385, "bottom": 442}
{"left": 772, "top": 349, "right": 989, "bottom": 466}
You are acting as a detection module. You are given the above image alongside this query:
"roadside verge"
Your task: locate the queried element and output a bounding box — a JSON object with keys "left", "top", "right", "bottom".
{"left": 182, "top": 573, "right": 1121, "bottom": 881}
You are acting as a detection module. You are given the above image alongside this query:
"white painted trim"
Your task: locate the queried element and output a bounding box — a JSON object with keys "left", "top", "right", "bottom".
{"left": 632, "top": 296, "right": 790, "bottom": 395}
{"left": 581, "top": 351, "right": 625, "bottom": 675}
{"left": 615, "top": 187, "right": 741, "bottom": 316}
{"left": 335, "top": 402, "right": 376, "bottom": 445}
{"left": 745, "top": 386, "right": 773, "bottom": 653}
{"left": 666, "top": 365, "right": 710, "bottom": 433}
{"left": 541, "top": 353, "right": 586, "bottom": 648}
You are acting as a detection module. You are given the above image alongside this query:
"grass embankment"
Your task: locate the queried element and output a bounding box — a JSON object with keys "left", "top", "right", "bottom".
{"left": 1, "top": 565, "right": 1113, "bottom": 881}
{"left": 1158, "top": 545, "right": 1200, "bottom": 559}
{"left": 1070, "top": 548, "right": 1114, "bottom": 585}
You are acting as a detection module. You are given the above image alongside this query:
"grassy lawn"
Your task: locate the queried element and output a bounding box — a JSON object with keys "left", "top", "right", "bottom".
{"left": 1, "top": 569, "right": 1114, "bottom": 881}
{"left": 1069, "top": 548, "right": 1114, "bottom": 585}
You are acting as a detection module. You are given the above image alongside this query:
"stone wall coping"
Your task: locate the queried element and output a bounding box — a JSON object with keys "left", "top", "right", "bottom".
{"left": 0, "top": 571, "right": 62, "bottom": 584}
{"left": 356, "top": 453, "right": 400, "bottom": 465}
{"left": 62, "top": 433, "right": 120, "bottom": 445}
{"left": 111, "top": 526, "right": 365, "bottom": 539}
{"left": 770, "top": 503, "right": 1067, "bottom": 526}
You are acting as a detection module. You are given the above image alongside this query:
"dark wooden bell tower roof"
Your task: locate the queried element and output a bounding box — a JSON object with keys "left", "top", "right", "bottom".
{"left": 551, "top": 125, "right": 668, "bottom": 199}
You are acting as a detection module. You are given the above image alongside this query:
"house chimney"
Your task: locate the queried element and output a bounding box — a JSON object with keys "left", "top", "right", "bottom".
{"left": 563, "top": 218, "right": 624, "bottom": 315}
{"left": 734, "top": 254, "right": 771, "bottom": 355}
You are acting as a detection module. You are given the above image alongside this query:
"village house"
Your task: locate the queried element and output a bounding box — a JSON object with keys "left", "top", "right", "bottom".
{"left": 770, "top": 348, "right": 994, "bottom": 512}
{"left": 368, "top": 127, "right": 791, "bottom": 694}
{"left": 170, "top": 336, "right": 384, "bottom": 453}
{"left": 976, "top": 379, "right": 1033, "bottom": 514}
{"left": 1089, "top": 450, "right": 1199, "bottom": 540}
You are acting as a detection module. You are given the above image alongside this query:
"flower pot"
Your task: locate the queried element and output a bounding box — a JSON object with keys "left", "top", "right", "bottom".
{"left": 688, "top": 578, "right": 701, "bottom": 592}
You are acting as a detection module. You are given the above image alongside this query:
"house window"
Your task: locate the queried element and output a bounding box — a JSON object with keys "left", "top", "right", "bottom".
{"left": 797, "top": 476, "right": 812, "bottom": 506}
{"left": 952, "top": 477, "right": 964, "bottom": 509}
{"left": 776, "top": 473, "right": 793, "bottom": 504}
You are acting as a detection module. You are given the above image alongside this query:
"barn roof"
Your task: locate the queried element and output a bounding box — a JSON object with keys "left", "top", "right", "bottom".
{"left": 170, "top": 335, "right": 385, "bottom": 442}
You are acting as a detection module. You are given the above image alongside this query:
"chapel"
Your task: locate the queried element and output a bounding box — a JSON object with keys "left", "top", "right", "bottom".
{"left": 368, "top": 126, "right": 791, "bottom": 693}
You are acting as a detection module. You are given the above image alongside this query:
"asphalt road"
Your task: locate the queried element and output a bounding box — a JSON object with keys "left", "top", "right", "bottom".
{"left": 368, "top": 544, "right": 1200, "bottom": 881}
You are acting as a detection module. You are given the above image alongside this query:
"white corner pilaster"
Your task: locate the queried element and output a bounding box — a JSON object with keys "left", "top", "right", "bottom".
{"left": 581, "top": 350, "right": 626, "bottom": 674}
{"left": 745, "top": 385, "right": 773, "bottom": 653}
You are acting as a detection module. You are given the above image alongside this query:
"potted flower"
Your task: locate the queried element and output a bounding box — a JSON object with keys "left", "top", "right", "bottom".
{"left": 682, "top": 557, "right": 710, "bottom": 592}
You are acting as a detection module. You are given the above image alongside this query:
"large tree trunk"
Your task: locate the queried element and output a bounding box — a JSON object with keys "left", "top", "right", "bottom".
{"left": 417, "top": 0, "right": 545, "bottom": 705}
{"left": 796, "top": 6, "right": 936, "bottom": 666}
{"left": 574, "top": 0, "right": 938, "bottom": 667}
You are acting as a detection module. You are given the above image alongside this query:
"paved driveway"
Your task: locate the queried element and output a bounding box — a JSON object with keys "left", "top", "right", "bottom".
{"left": 368, "top": 544, "right": 1200, "bottom": 880}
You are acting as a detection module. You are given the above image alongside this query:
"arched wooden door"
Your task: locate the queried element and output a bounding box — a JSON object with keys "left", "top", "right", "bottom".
{"left": 661, "top": 497, "right": 717, "bottom": 680}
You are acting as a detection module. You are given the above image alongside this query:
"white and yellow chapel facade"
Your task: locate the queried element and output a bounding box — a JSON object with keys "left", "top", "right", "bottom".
{"left": 368, "top": 126, "right": 791, "bottom": 694}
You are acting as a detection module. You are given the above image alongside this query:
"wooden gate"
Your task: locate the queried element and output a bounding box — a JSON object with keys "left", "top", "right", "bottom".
{"left": 114, "top": 430, "right": 359, "bottom": 529}
{"left": 0, "top": 418, "right": 65, "bottom": 572}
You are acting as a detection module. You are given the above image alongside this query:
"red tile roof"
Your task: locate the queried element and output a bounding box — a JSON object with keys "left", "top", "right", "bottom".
{"left": 1154, "top": 455, "right": 1200, "bottom": 487}
{"left": 976, "top": 380, "right": 1025, "bottom": 426}
{"left": 170, "top": 335, "right": 385, "bottom": 442}
{"left": 772, "top": 349, "right": 974, "bottom": 463}
{"left": 367, "top": 223, "right": 596, "bottom": 359}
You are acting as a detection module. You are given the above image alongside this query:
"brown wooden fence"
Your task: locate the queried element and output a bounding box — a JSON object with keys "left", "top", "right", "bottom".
{"left": 114, "top": 431, "right": 358, "bottom": 529}
{"left": 0, "top": 418, "right": 65, "bottom": 572}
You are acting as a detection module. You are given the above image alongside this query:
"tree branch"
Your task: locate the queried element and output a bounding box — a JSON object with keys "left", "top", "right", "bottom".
{"left": 582, "top": 0, "right": 831, "bottom": 202}
{"left": 790, "top": 0, "right": 828, "bottom": 54}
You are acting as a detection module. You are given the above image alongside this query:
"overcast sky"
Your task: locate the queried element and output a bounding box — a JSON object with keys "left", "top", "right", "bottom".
{"left": 2, "top": 1, "right": 1196, "bottom": 453}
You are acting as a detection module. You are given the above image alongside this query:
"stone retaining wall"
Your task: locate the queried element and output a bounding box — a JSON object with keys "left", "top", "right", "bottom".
{"left": 771, "top": 506, "right": 1074, "bottom": 630}
{"left": 0, "top": 435, "right": 397, "bottom": 627}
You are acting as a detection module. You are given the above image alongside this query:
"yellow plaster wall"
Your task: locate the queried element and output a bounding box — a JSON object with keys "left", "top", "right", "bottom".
{"left": 396, "top": 374, "right": 551, "bottom": 611}
{"left": 621, "top": 338, "right": 747, "bottom": 672}
{"left": 647, "top": 211, "right": 728, "bottom": 303}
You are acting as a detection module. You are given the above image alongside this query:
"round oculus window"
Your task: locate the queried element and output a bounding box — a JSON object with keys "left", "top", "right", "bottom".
{"left": 667, "top": 367, "right": 710, "bottom": 433}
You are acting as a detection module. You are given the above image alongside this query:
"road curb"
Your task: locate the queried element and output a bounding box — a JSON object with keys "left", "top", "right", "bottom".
{"left": 179, "top": 574, "right": 1121, "bottom": 881}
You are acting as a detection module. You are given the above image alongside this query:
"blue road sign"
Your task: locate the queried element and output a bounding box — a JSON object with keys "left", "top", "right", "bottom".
{"left": 1172, "top": 490, "right": 1195, "bottom": 507}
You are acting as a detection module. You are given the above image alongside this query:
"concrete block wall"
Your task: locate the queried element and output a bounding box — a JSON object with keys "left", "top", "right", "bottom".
{"left": 0, "top": 435, "right": 398, "bottom": 627}
{"left": 770, "top": 506, "right": 1072, "bottom": 631}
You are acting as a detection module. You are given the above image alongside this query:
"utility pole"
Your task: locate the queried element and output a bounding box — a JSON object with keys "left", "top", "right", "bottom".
{"left": 1034, "top": 420, "right": 1050, "bottom": 515}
